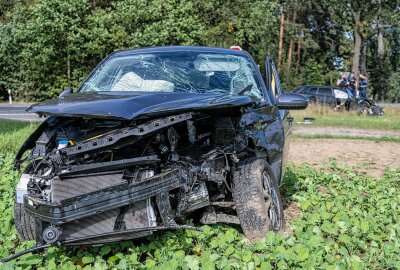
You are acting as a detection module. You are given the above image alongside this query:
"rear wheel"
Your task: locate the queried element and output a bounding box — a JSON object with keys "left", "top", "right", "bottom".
{"left": 232, "top": 158, "right": 284, "bottom": 240}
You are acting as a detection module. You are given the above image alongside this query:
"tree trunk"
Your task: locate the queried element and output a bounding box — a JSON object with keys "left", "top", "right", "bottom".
{"left": 377, "top": 21, "right": 384, "bottom": 57}
{"left": 67, "top": 52, "right": 71, "bottom": 87}
{"left": 296, "top": 29, "right": 302, "bottom": 73}
{"left": 287, "top": 39, "right": 293, "bottom": 72}
{"left": 286, "top": 11, "right": 297, "bottom": 72}
{"left": 377, "top": 10, "right": 386, "bottom": 102}
{"left": 277, "top": 7, "right": 285, "bottom": 73}
{"left": 360, "top": 43, "right": 367, "bottom": 74}
{"left": 349, "top": 7, "right": 364, "bottom": 77}
{"left": 352, "top": 31, "right": 361, "bottom": 76}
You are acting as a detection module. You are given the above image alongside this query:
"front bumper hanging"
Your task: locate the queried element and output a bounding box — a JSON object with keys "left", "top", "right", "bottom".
{"left": 24, "top": 169, "right": 182, "bottom": 224}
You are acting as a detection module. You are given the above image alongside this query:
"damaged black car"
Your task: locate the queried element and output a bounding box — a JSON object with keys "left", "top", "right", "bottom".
{"left": 11, "top": 46, "right": 308, "bottom": 254}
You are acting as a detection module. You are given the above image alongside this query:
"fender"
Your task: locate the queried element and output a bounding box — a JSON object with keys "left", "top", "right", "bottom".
{"left": 13, "top": 117, "right": 53, "bottom": 169}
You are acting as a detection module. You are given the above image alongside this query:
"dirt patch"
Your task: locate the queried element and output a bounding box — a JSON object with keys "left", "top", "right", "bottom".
{"left": 288, "top": 138, "right": 400, "bottom": 177}
{"left": 292, "top": 126, "right": 400, "bottom": 139}
{"left": 282, "top": 202, "right": 301, "bottom": 237}
{"left": 283, "top": 137, "right": 399, "bottom": 234}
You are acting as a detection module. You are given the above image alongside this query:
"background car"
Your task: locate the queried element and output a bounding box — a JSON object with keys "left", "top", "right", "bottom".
{"left": 295, "top": 85, "right": 349, "bottom": 109}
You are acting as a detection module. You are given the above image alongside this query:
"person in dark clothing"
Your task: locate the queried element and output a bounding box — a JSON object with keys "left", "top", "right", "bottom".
{"left": 336, "top": 72, "right": 351, "bottom": 110}
{"left": 348, "top": 72, "right": 357, "bottom": 97}
{"left": 359, "top": 73, "right": 368, "bottom": 98}
{"left": 336, "top": 72, "right": 349, "bottom": 90}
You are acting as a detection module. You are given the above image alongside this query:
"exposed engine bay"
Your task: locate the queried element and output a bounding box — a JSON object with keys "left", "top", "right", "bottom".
{"left": 14, "top": 109, "right": 279, "bottom": 246}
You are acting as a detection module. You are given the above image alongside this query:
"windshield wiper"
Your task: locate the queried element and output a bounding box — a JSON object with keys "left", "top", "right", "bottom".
{"left": 237, "top": 84, "right": 253, "bottom": 96}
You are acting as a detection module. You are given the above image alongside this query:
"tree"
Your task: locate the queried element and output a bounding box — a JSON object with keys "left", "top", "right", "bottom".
{"left": 0, "top": 0, "right": 399, "bottom": 102}
{"left": 387, "top": 72, "right": 400, "bottom": 102}
{"left": 277, "top": 4, "right": 285, "bottom": 72}
{"left": 286, "top": 7, "right": 297, "bottom": 73}
{"left": 0, "top": 3, "right": 30, "bottom": 99}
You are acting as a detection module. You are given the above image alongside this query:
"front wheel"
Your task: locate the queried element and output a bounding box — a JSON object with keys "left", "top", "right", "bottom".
{"left": 14, "top": 164, "right": 37, "bottom": 242}
{"left": 233, "top": 158, "right": 284, "bottom": 240}
{"left": 14, "top": 201, "right": 37, "bottom": 242}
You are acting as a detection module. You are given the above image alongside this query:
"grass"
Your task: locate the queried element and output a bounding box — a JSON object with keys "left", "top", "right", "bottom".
{"left": 290, "top": 105, "right": 400, "bottom": 131}
{"left": 0, "top": 120, "right": 39, "bottom": 153}
{"left": 0, "top": 120, "right": 399, "bottom": 269}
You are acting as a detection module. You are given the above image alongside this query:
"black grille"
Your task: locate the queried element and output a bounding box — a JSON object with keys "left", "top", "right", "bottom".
{"left": 52, "top": 173, "right": 150, "bottom": 243}
{"left": 52, "top": 173, "right": 125, "bottom": 202}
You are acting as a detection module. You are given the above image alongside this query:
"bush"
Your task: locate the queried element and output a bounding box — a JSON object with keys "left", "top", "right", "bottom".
{"left": 387, "top": 72, "right": 400, "bottom": 103}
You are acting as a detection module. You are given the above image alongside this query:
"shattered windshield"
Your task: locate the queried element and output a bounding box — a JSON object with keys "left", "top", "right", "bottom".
{"left": 79, "top": 51, "right": 263, "bottom": 99}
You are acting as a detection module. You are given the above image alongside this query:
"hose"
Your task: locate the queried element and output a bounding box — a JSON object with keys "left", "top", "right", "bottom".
{"left": 1, "top": 225, "right": 202, "bottom": 262}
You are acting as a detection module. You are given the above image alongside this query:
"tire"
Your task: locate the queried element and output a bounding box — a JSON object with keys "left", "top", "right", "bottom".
{"left": 14, "top": 201, "right": 37, "bottom": 242}
{"left": 358, "top": 101, "right": 371, "bottom": 115}
{"left": 14, "top": 165, "right": 37, "bottom": 242}
{"left": 233, "top": 158, "right": 284, "bottom": 240}
{"left": 308, "top": 97, "right": 317, "bottom": 105}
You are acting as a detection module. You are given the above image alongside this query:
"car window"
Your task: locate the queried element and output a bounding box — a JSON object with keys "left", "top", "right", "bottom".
{"left": 298, "top": 87, "right": 307, "bottom": 93}
{"left": 318, "top": 87, "right": 332, "bottom": 96}
{"left": 294, "top": 86, "right": 304, "bottom": 93}
{"left": 79, "top": 51, "right": 263, "bottom": 100}
{"left": 271, "top": 71, "right": 280, "bottom": 99}
{"left": 266, "top": 59, "right": 282, "bottom": 104}
{"left": 308, "top": 87, "right": 318, "bottom": 94}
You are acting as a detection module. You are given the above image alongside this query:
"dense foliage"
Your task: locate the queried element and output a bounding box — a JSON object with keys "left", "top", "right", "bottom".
{"left": 0, "top": 0, "right": 278, "bottom": 101}
{"left": 0, "top": 0, "right": 399, "bottom": 101}
{"left": 0, "top": 120, "right": 399, "bottom": 269}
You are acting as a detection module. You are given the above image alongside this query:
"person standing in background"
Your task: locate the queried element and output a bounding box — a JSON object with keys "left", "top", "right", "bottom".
{"left": 336, "top": 72, "right": 349, "bottom": 90}
{"left": 359, "top": 73, "right": 368, "bottom": 98}
{"left": 348, "top": 72, "right": 357, "bottom": 98}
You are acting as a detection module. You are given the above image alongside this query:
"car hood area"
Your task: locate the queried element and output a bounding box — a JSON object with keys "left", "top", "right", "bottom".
{"left": 27, "top": 92, "right": 256, "bottom": 120}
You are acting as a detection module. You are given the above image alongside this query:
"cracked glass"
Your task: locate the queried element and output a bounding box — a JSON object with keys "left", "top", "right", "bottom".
{"left": 80, "top": 51, "right": 263, "bottom": 100}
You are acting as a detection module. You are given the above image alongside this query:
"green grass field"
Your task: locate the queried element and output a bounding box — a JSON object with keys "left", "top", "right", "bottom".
{"left": 0, "top": 120, "right": 39, "bottom": 153}
{"left": 291, "top": 106, "right": 400, "bottom": 131}
{"left": 0, "top": 120, "right": 399, "bottom": 269}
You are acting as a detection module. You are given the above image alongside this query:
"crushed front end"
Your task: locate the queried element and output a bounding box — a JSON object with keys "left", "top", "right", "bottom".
{"left": 14, "top": 106, "right": 276, "bottom": 246}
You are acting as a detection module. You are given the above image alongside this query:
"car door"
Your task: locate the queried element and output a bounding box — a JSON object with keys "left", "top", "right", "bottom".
{"left": 264, "top": 57, "right": 285, "bottom": 117}
{"left": 308, "top": 87, "right": 318, "bottom": 98}
{"left": 318, "top": 87, "right": 335, "bottom": 106}
{"left": 265, "top": 56, "right": 291, "bottom": 179}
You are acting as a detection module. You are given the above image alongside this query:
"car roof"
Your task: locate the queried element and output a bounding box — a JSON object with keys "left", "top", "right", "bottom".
{"left": 300, "top": 85, "right": 333, "bottom": 88}
{"left": 111, "top": 46, "right": 250, "bottom": 57}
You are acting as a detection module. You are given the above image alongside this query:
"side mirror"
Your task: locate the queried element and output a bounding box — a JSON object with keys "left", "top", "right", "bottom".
{"left": 60, "top": 87, "right": 73, "bottom": 97}
{"left": 276, "top": 92, "right": 308, "bottom": 110}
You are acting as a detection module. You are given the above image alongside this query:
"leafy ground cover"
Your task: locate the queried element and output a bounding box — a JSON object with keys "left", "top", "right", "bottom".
{"left": 0, "top": 121, "right": 399, "bottom": 269}
{"left": 290, "top": 106, "right": 400, "bottom": 131}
